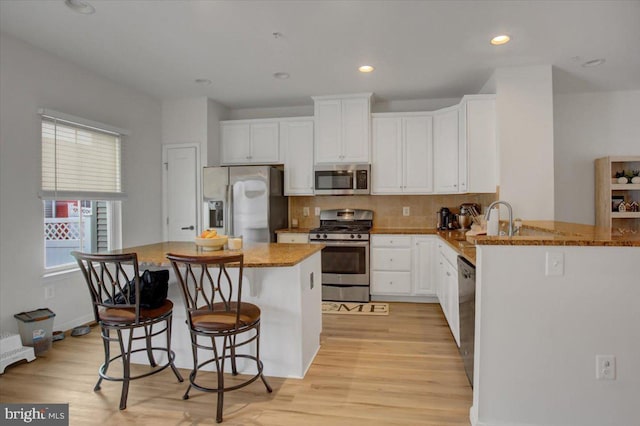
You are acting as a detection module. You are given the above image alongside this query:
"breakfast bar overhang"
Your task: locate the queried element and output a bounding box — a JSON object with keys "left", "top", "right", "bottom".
{"left": 109, "top": 241, "right": 324, "bottom": 379}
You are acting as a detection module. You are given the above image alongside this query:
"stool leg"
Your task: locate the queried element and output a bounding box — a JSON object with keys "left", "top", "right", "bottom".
{"left": 95, "top": 326, "right": 110, "bottom": 391}
{"left": 256, "top": 324, "right": 272, "bottom": 393}
{"left": 215, "top": 335, "right": 226, "bottom": 423}
{"left": 166, "top": 315, "right": 183, "bottom": 382}
{"left": 230, "top": 334, "right": 238, "bottom": 376}
{"left": 118, "top": 329, "right": 133, "bottom": 410}
{"left": 145, "top": 324, "right": 157, "bottom": 367}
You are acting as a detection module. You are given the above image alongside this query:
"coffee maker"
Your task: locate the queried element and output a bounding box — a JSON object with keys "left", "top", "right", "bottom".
{"left": 437, "top": 207, "right": 452, "bottom": 230}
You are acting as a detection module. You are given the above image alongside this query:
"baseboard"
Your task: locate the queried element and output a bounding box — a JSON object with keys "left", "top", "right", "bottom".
{"left": 55, "top": 314, "right": 95, "bottom": 334}
{"left": 370, "top": 295, "right": 438, "bottom": 303}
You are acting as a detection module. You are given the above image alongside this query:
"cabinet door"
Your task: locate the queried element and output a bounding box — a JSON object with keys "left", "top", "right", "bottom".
{"left": 249, "top": 122, "right": 279, "bottom": 163}
{"left": 466, "top": 97, "right": 497, "bottom": 193}
{"left": 282, "top": 120, "right": 314, "bottom": 195}
{"left": 444, "top": 259, "right": 460, "bottom": 347}
{"left": 371, "top": 117, "right": 403, "bottom": 194}
{"left": 314, "top": 99, "right": 342, "bottom": 163}
{"left": 403, "top": 116, "right": 434, "bottom": 193}
{"left": 433, "top": 108, "right": 460, "bottom": 193}
{"left": 341, "top": 97, "right": 370, "bottom": 163}
{"left": 371, "top": 271, "right": 412, "bottom": 294}
{"left": 371, "top": 248, "right": 412, "bottom": 271}
{"left": 277, "top": 233, "right": 309, "bottom": 243}
{"left": 221, "top": 123, "right": 251, "bottom": 165}
{"left": 412, "top": 237, "right": 436, "bottom": 295}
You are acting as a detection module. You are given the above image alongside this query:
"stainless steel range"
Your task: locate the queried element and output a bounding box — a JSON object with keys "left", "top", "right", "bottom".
{"left": 309, "top": 209, "right": 373, "bottom": 302}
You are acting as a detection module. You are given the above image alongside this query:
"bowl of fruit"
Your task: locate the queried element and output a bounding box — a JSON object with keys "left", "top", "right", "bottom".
{"left": 194, "top": 229, "right": 228, "bottom": 251}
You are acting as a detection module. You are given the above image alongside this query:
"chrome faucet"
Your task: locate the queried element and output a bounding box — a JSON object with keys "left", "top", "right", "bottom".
{"left": 485, "top": 200, "right": 514, "bottom": 236}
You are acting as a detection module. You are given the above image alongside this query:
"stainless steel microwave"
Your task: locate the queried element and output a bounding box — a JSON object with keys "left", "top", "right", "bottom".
{"left": 314, "top": 164, "right": 370, "bottom": 195}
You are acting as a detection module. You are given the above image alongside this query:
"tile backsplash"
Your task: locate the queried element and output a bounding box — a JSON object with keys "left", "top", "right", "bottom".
{"left": 289, "top": 193, "right": 497, "bottom": 229}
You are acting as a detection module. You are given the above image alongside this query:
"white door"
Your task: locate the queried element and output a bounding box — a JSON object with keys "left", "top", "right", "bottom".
{"left": 433, "top": 108, "right": 460, "bottom": 193}
{"left": 341, "top": 97, "right": 370, "bottom": 163}
{"left": 282, "top": 120, "right": 314, "bottom": 195}
{"left": 403, "top": 116, "right": 434, "bottom": 193}
{"left": 165, "top": 145, "right": 198, "bottom": 241}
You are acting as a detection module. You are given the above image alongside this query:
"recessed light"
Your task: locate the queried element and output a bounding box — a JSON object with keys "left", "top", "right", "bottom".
{"left": 65, "top": 0, "right": 95, "bottom": 14}
{"left": 581, "top": 58, "right": 606, "bottom": 68}
{"left": 358, "top": 65, "right": 375, "bottom": 73}
{"left": 195, "top": 79, "right": 212, "bottom": 85}
{"left": 273, "top": 72, "right": 290, "bottom": 79}
{"left": 490, "top": 35, "right": 510, "bottom": 45}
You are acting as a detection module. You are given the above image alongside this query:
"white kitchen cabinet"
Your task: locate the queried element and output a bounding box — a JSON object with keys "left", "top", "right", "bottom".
{"left": 371, "top": 114, "right": 433, "bottom": 194}
{"left": 220, "top": 120, "right": 280, "bottom": 165}
{"left": 281, "top": 118, "right": 314, "bottom": 195}
{"left": 412, "top": 236, "right": 437, "bottom": 296}
{"left": 277, "top": 232, "right": 309, "bottom": 244}
{"left": 436, "top": 240, "right": 460, "bottom": 347}
{"left": 313, "top": 93, "right": 372, "bottom": 164}
{"left": 433, "top": 106, "right": 460, "bottom": 193}
{"left": 461, "top": 95, "right": 497, "bottom": 193}
{"left": 370, "top": 235, "right": 413, "bottom": 296}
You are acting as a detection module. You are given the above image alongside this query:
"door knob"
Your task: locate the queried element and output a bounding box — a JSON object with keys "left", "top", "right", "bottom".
{"left": 181, "top": 225, "right": 195, "bottom": 230}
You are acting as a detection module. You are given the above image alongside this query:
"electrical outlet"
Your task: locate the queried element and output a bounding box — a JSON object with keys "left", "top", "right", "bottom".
{"left": 545, "top": 252, "right": 564, "bottom": 276}
{"left": 44, "top": 286, "right": 55, "bottom": 300}
{"left": 596, "top": 355, "right": 616, "bottom": 380}
{"left": 315, "top": 207, "right": 321, "bottom": 216}
{"left": 303, "top": 207, "right": 309, "bottom": 217}
{"left": 403, "top": 206, "right": 410, "bottom": 216}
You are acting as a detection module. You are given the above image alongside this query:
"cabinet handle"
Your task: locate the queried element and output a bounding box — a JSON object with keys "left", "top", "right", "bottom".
{"left": 389, "top": 281, "right": 393, "bottom": 285}
{"left": 446, "top": 272, "right": 451, "bottom": 276}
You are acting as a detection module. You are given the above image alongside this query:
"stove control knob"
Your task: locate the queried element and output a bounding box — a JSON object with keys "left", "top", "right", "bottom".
{"left": 323, "top": 234, "right": 327, "bottom": 239}
{"left": 315, "top": 234, "right": 321, "bottom": 239}
{"left": 350, "top": 234, "right": 355, "bottom": 239}
{"left": 357, "top": 234, "right": 362, "bottom": 239}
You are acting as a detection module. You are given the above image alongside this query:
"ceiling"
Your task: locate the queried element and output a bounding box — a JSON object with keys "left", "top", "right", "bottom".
{"left": 1, "top": 0, "right": 639, "bottom": 109}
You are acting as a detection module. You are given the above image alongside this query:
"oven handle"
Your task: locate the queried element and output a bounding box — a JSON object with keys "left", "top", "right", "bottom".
{"left": 309, "top": 240, "right": 369, "bottom": 247}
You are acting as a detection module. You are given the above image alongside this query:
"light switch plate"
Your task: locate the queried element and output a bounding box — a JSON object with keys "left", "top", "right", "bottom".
{"left": 314, "top": 207, "right": 321, "bottom": 216}
{"left": 403, "top": 206, "right": 410, "bottom": 216}
{"left": 303, "top": 207, "right": 309, "bottom": 217}
{"left": 545, "top": 252, "right": 564, "bottom": 276}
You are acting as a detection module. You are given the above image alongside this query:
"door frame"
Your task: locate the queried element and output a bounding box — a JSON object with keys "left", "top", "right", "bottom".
{"left": 162, "top": 143, "right": 202, "bottom": 241}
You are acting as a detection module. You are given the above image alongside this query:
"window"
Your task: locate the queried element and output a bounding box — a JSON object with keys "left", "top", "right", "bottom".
{"left": 40, "top": 109, "right": 127, "bottom": 271}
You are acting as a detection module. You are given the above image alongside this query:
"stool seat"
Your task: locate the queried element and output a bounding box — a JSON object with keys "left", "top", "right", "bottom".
{"left": 99, "top": 300, "right": 174, "bottom": 324}
{"left": 192, "top": 302, "right": 260, "bottom": 332}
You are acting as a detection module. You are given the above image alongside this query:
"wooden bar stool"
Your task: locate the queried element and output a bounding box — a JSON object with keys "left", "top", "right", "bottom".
{"left": 72, "top": 251, "right": 183, "bottom": 410}
{"left": 167, "top": 252, "right": 272, "bottom": 423}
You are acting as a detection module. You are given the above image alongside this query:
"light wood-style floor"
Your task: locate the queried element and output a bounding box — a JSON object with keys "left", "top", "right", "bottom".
{"left": 0, "top": 302, "right": 472, "bottom": 425}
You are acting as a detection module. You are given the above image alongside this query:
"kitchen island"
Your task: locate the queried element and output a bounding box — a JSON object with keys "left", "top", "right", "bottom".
{"left": 110, "top": 241, "right": 324, "bottom": 379}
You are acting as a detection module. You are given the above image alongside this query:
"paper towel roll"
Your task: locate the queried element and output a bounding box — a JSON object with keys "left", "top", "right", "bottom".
{"left": 487, "top": 208, "right": 500, "bottom": 236}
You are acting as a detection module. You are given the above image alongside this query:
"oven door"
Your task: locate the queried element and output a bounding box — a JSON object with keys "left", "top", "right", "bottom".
{"left": 311, "top": 240, "right": 369, "bottom": 286}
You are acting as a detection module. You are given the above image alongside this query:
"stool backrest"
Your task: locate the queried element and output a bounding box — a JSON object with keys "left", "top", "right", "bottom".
{"left": 71, "top": 251, "right": 141, "bottom": 323}
{"left": 166, "top": 253, "right": 244, "bottom": 327}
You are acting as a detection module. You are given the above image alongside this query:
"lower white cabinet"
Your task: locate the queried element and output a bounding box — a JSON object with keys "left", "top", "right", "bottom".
{"left": 436, "top": 240, "right": 460, "bottom": 346}
{"left": 371, "top": 235, "right": 437, "bottom": 297}
{"left": 277, "top": 233, "right": 309, "bottom": 244}
{"left": 370, "top": 235, "right": 413, "bottom": 295}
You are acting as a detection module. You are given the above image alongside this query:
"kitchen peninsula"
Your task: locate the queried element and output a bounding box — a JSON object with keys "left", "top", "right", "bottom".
{"left": 110, "top": 241, "right": 324, "bottom": 379}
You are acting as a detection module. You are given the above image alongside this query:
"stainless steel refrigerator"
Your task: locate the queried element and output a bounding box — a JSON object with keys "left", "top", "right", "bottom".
{"left": 203, "top": 166, "right": 288, "bottom": 243}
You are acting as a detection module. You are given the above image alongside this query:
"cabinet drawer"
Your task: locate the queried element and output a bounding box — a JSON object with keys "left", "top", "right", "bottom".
{"left": 437, "top": 238, "right": 459, "bottom": 267}
{"left": 371, "top": 248, "right": 411, "bottom": 270}
{"left": 371, "top": 235, "right": 412, "bottom": 247}
{"left": 371, "top": 271, "right": 412, "bottom": 294}
{"left": 277, "top": 233, "right": 309, "bottom": 244}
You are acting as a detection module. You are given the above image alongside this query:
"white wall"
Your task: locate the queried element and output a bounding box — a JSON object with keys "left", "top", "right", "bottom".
{"left": 0, "top": 34, "right": 163, "bottom": 333}
{"left": 473, "top": 245, "right": 640, "bottom": 426}
{"left": 494, "top": 66, "right": 555, "bottom": 220}
{"left": 554, "top": 90, "right": 640, "bottom": 225}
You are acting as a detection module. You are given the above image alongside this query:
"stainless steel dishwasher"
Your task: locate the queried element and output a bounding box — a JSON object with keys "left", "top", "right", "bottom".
{"left": 457, "top": 256, "right": 476, "bottom": 387}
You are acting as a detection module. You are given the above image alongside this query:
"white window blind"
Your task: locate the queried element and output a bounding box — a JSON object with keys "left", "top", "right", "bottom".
{"left": 40, "top": 112, "right": 127, "bottom": 200}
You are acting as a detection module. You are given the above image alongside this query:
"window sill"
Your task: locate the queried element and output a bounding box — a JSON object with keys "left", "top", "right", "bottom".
{"left": 42, "top": 267, "right": 80, "bottom": 282}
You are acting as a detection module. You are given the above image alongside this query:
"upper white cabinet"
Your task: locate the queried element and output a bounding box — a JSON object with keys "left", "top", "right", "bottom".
{"left": 460, "top": 95, "right": 497, "bottom": 193}
{"left": 313, "top": 93, "right": 372, "bottom": 164}
{"left": 433, "top": 106, "right": 461, "bottom": 193}
{"left": 371, "top": 114, "right": 433, "bottom": 194}
{"left": 281, "top": 118, "right": 314, "bottom": 195}
{"left": 220, "top": 119, "right": 280, "bottom": 165}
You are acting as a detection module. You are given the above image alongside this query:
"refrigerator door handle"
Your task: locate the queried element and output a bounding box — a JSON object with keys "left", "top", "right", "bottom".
{"left": 227, "top": 183, "right": 233, "bottom": 236}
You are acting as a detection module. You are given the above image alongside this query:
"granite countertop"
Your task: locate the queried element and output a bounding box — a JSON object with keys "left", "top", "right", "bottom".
{"left": 110, "top": 241, "right": 324, "bottom": 268}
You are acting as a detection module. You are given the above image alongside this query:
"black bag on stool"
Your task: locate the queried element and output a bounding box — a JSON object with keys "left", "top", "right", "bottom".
{"left": 109, "top": 269, "right": 169, "bottom": 309}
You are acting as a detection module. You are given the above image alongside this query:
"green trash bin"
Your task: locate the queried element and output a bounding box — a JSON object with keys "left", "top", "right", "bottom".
{"left": 14, "top": 308, "right": 56, "bottom": 356}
